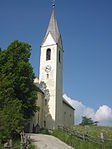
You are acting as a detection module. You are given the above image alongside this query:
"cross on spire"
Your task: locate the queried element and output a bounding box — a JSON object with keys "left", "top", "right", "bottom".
{"left": 52, "top": 0, "right": 55, "bottom": 8}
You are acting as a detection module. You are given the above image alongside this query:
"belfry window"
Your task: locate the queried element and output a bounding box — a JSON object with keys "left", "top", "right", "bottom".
{"left": 46, "top": 48, "right": 51, "bottom": 60}
{"left": 59, "top": 50, "right": 61, "bottom": 63}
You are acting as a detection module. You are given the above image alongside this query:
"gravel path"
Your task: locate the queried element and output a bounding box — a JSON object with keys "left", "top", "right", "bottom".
{"left": 30, "top": 133, "right": 74, "bottom": 149}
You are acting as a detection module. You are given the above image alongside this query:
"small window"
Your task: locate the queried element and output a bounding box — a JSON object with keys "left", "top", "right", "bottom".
{"left": 45, "top": 99, "right": 47, "bottom": 106}
{"left": 44, "top": 121, "right": 46, "bottom": 127}
{"left": 38, "top": 113, "right": 39, "bottom": 122}
{"left": 59, "top": 51, "right": 61, "bottom": 63}
{"left": 46, "top": 74, "right": 49, "bottom": 79}
{"left": 46, "top": 49, "right": 51, "bottom": 60}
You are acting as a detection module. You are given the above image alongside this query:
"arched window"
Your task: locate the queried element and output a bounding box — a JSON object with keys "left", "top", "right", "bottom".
{"left": 46, "top": 48, "right": 51, "bottom": 60}
{"left": 59, "top": 50, "right": 61, "bottom": 63}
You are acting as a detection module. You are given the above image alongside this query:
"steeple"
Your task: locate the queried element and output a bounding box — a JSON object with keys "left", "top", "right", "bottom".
{"left": 39, "top": 2, "right": 63, "bottom": 129}
{"left": 42, "top": 7, "right": 60, "bottom": 45}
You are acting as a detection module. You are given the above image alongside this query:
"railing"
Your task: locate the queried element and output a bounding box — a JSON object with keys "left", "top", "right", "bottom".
{"left": 4, "top": 132, "right": 30, "bottom": 149}
{"left": 58, "top": 126, "right": 112, "bottom": 149}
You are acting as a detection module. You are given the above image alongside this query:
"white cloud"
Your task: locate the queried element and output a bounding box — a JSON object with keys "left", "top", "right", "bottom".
{"left": 95, "top": 105, "right": 112, "bottom": 126}
{"left": 63, "top": 94, "right": 112, "bottom": 126}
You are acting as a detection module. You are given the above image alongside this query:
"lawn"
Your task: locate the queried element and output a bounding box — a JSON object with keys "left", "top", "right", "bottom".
{"left": 52, "top": 125, "right": 112, "bottom": 149}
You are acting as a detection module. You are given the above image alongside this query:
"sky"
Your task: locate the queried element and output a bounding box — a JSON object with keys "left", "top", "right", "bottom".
{"left": 0, "top": 0, "right": 112, "bottom": 126}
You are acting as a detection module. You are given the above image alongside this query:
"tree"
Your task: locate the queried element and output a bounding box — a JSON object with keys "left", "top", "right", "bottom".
{"left": 0, "top": 40, "right": 38, "bottom": 141}
{"left": 38, "top": 81, "right": 50, "bottom": 100}
{"left": 0, "top": 100, "right": 24, "bottom": 142}
{"left": 80, "top": 116, "right": 98, "bottom": 126}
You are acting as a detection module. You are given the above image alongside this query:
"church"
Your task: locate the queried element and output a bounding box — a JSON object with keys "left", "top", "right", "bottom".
{"left": 29, "top": 5, "right": 75, "bottom": 132}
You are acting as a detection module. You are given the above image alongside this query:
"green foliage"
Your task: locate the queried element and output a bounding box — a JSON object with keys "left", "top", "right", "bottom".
{"left": 28, "top": 143, "right": 36, "bottom": 149}
{"left": 0, "top": 40, "right": 37, "bottom": 142}
{"left": 80, "top": 116, "right": 98, "bottom": 126}
{"left": 74, "top": 125, "right": 112, "bottom": 140}
{"left": 0, "top": 100, "right": 24, "bottom": 142}
{"left": 0, "top": 139, "right": 36, "bottom": 149}
{"left": 41, "top": 129, "right": 51, "bottom": 135}
{"left": 0, "top": 40, "right": 37, "bottom": 119}
{"left": 52, "top": 126, "right": 112, "bottom": 149}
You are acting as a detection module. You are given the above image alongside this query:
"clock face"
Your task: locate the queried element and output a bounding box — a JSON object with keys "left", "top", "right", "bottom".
{"left": 45, "top": 65, "right": 51, "bottom": 73}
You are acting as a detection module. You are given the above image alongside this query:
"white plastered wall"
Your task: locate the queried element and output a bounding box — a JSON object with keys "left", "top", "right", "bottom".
{"left": 39, "top": 33, "right": 58, "bottom": 129}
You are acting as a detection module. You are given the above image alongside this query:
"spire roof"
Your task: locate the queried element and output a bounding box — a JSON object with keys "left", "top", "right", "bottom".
{"left": 43, "top": 8, "right": 60, "bottom": 44}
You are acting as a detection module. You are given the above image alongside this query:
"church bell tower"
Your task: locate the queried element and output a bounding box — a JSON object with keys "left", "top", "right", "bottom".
{"left": 39, "top": 5, "right": 63, "bottom": 129}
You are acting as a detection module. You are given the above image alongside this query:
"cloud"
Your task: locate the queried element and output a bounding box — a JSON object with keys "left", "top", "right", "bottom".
{"left": 95, "top": 105, "right": 112, "bottom": 126}
{"left": 63, "top": 94, "right": 112, "bottom": 126}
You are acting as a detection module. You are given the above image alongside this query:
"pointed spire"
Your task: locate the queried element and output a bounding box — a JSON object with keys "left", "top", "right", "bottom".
{"left": 42, "top": 6, "right": 60, "bottom": 44}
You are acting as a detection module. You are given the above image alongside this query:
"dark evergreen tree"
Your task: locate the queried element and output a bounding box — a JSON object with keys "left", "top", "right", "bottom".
{"left": 80, "top": 116, "right": 98, "bottom": 126}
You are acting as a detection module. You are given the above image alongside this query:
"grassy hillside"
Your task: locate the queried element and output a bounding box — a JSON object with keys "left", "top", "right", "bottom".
{"left": 52, "top": 125, "right": 112, "bottom": 149}
{"left": 74, "top": 125, "right": 112, "bottom": 138}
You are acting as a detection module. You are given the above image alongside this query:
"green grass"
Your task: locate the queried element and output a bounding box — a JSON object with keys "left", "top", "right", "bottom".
{"left": 52, "top": 129, "right": 100, "bottom": 149}
{"left": 52, "top": 125, "right": 112, "bottom": 149}
{"left": 28, "top": 143, "right": 36, "bottom": 149}
{"left": 0, "top": 144, "right": 3, "bottom": 149}
{"left": 41, "top": 128, "right": 51, "bottom": 135}
{"left": 74, "top": 125, "right": 112, "bottom": 138}
{"left": 0, "top": 139, "right": 36, "bottom": 149}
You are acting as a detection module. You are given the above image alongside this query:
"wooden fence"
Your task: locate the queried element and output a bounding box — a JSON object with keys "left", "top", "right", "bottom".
{"left": 58, "top": 126, "right": 112, "bottom": 149}
{"left": 4, "top": 132, "right": 30, "bottom": 149}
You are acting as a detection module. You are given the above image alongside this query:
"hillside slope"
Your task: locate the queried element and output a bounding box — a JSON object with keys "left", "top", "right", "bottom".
{"left": 52, "top": 125, "right": 112, "bottom": 149}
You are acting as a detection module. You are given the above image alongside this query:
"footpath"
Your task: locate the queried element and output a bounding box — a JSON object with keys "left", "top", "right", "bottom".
{"left": 30, "top": 133, "right": 74, "bottom": 149}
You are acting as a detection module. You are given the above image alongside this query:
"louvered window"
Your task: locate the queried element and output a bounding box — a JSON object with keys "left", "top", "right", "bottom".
{"left": 46, "top": 48, "right": 51, "bottom": 60}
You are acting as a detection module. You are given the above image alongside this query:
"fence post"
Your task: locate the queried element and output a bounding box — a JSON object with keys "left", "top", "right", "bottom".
{"left": 100, "top": 132, "right": 104, "bottom": 149}
{"left": 9, "top": 139, "right": 12, "bottom": 149}
{"left": 20, "top": 131, "right": 26, "bottom": 149}
{"left": 83, "top": 132, "right": 88, "bottom": 141}
{"left": 4, "top": 142, "right": 9, "bottom": 149}
{"left": 100, "top": 132, "right": 104, "bottom": 143}
{"left": 83, "top": 133, "right": 85, "bottom": 140}
{"left": 4, "top": 139, "right": 12, "bottom": 149}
